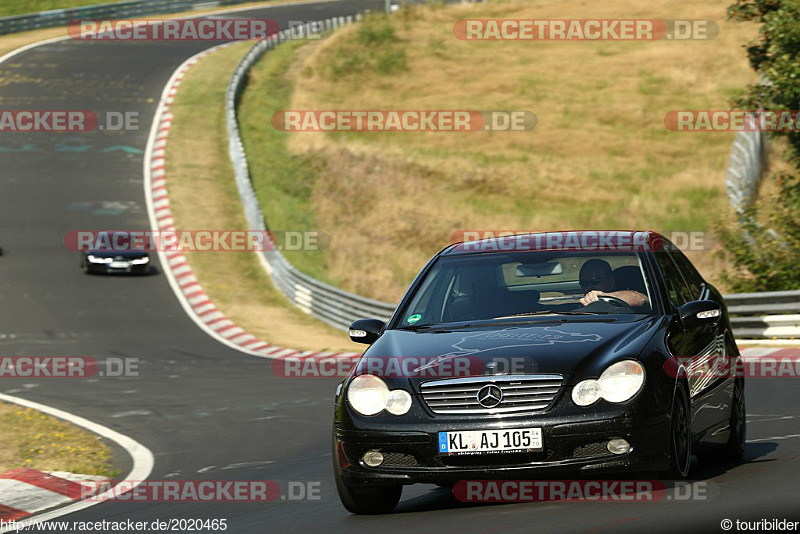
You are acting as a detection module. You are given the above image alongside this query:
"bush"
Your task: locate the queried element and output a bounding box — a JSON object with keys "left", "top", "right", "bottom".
{"left": 326, "top": 13, "right": 408, "bottom": 79}
{"left": 716, "top": 173, "right": 800, "bottom": 291}
{"left": 717, "top": 0, "right": 800, "bottom": 291}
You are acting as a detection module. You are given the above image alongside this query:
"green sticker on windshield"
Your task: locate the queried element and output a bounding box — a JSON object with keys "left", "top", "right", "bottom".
{"left": 407, "top": 314, "right": 422, "bottom": 324}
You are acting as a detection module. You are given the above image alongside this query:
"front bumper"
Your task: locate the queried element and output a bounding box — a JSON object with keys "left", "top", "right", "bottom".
{"left": 335, "top": 412, "right": 671, "bottom": 486}
{"left": 86, "top": 262, "right": 151, "bottom": 275}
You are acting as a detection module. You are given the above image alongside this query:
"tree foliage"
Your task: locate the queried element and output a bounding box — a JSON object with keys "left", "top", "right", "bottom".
{"left": 717, "top": 0, "right": 800, "bottom": 291}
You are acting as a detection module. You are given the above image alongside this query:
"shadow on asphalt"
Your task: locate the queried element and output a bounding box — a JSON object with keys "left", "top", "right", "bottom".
{"left": 388, "top": 443, "right": 779, "bottom": 514}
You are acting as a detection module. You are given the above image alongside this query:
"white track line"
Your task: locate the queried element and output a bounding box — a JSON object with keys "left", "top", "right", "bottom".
{"left": 141, "top": 14, "right": 361, "bottom": 361}
{"left": 0, "top": 1, "right": 356, "bottom": 361}
{"left": 0, "top": 1, "right": 348, "bottom": 527}
{"left": 0, "top": 0, "right": 340, "bottom": 66}
{"left": 141, "top": 42, "right": 280, "bottom": 359}
{"left": 0, "top": 393, "right": 154, "bottom": 533}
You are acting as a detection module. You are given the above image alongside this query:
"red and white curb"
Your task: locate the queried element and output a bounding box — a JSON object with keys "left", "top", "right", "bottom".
{"left": 143, "top": 43, "right": 361, "bottom": 363}
{"left": 0, "top": 469, "right": 108, "bottom": 522}
{"left": 147, "top": 42, "right": 800, "bottom": 366}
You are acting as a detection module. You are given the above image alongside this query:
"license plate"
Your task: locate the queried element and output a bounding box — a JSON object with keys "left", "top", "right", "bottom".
{"left": 438, "top": 427, "right": 542, "bottom": 455}
{"left": 109, "top": 261, "right": 129, "bottom": 268}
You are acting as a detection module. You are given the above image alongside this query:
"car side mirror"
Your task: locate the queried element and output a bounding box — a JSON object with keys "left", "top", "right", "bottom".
{"left": 678, "top": 300, "right": 721, "bottom": 329}
{"left": 348, "top": 319, "right": 386, "bottom": 345}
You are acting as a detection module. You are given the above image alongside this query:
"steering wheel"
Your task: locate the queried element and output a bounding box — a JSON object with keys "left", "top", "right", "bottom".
{"left": 597, "top": 295, "right": 631, "bottom": 308}
{"left": 583, "top": 294, "right": 634, "bottom": 312}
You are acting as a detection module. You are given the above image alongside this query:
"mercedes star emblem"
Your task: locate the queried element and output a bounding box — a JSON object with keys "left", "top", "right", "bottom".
{"left": 476, "top": 384, "right": 503, "bottom": 408}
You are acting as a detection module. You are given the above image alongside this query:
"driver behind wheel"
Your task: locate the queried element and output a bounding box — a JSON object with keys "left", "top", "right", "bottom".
{"left": 578, "top": 259, "right": 648, "bottom": 307}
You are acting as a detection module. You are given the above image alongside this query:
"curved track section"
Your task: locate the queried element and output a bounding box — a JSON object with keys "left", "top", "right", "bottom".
{"left": 1, "top": 1, "right": 799, "bottom": 531}
{"left": 0, "top": 392, "right": 153, "bottom": 530}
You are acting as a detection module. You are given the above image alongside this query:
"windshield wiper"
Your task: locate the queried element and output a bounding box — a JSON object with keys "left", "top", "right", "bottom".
{"left": 396, "top": 322, "right": 490, "bottom": 332}
{"left": 491, "top": 310, "right": 604, "bottom": 319}
{"left": 396, "top": 324, "right": 448, "bottom": 331}
{"left": 397, "top": 324, "right": 429, "bottom": 330}
{"left": 396, "top": 311, "right": 615, "bottom": 332}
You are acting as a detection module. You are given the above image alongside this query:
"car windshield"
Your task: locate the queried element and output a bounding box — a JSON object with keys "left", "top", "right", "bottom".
{"left": 397, "top": 250, "right": 655, "bottom": 328}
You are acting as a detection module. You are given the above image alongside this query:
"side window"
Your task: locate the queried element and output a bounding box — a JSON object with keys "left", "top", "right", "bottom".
{"left": 401, "top": 265, "right": 450, "bottom": 325}
{"left": 654, "top": 251, "right": 691, "bottom": 307}
{"left": 669, "top": 249, "right": 704, "bottom": 301}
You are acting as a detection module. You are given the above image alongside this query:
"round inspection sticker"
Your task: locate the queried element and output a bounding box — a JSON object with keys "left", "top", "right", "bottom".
{"left": 407, "top": 314, "right": 422, "bottom": 324}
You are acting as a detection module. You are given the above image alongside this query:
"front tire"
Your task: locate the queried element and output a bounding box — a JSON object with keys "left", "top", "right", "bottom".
{"left": 660, "top": 382, "right": 691, "bottom": 480}
{"left": 721, "top": 377, "right": 746, "bottom": 461}
{"left": 332, "top": 432, "right": 402, "bottom": 514}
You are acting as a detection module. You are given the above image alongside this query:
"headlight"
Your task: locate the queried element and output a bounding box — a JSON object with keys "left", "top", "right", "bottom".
{"left": 385, "top": 389, "right": 412, "bottom": 415}
{"left": 130, "top": 257, "right": 150, "bottom": 265}
{"left": 572, "top": 360, "right": 645, "bottom": 406}
{"left": 572, "top": 379, "right": 601, "bottom": 406}
{"left": 87, "top": 255, "right": 112, "bottom": 264}
{"left": 347, "top": 375, "right": 412, "bottom": 416}
{"left": 599, "top": 360, "right": 645, "bottom": 402}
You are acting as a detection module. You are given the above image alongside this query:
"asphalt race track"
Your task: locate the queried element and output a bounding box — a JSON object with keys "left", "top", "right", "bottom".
{"left": 1, "top": 1, "right": 800, "bottom": 532}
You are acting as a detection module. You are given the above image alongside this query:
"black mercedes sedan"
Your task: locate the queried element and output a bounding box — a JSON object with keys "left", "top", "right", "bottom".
{"left": 79, "top": 231, "right": 152, "bottom": 275}
{"left": 333, "top": 231, "right": 745, "bottom": 514}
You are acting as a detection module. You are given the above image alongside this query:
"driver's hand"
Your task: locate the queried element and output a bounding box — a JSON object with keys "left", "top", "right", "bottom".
{"left": 580, "top": 290, "right": 606, "bottom": 306}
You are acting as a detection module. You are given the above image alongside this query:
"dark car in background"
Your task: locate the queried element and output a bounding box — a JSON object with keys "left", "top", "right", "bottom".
{"left": 332, "top": 231, "right": 745, "bottom": 514}
{"left": 80, "top": 231, "right": 151, "bottom": 275}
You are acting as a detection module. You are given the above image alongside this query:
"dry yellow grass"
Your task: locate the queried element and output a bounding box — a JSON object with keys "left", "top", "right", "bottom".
{"left": 0, "top": 402, "right": 115, "bottom": 475}
{"left": 262, "top": 0, "right": 761, "bottom": 301}
{"left": 0, "top": 27, "right": 67, "bottom": 59}
{"left": 166, "top": 42, "right": 362, "bottom": 353}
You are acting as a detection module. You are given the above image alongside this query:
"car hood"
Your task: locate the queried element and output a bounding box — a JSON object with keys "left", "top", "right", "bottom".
{"left": 359, "top": 316, "right": 664, "bottom": 389}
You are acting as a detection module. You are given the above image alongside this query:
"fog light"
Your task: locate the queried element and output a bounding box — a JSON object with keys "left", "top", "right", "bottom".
{"left": 607, "top": 439, "right": 631, "bottom": 455}
{"left": 363, "top": 450, "right": 384, "bottom": 467}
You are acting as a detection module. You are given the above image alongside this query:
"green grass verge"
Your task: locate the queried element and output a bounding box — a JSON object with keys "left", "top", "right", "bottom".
{"left": 237, "top": 40, "right": 335, "bottom": 283}
{"left": 164, "top": 41, "right": 360, "bottom": 352}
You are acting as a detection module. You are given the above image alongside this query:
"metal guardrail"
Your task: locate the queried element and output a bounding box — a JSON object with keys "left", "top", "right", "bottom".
{"left": 224, "top": 13, "right": 798, "bottom": 340}
{"left": 725, "top": 115, "right": 766, "bottom": 215}
{"left": 225, "top": 13, "right": 397, "bottom": 332}
{"left": 722, "top": 118, "right": 799, "bottom": 339}
{"left": 0, "top": 0, "right": 255, "bottom": 35}
{"left": 8, "top": 2, "right": 792, "bottom": 340}
{"left": 725, "top": 290, "right": 800, "bottom": 339}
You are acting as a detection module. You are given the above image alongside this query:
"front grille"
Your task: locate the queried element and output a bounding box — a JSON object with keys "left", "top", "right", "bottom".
{"left": 420, "top": 374, "right": 563, "bottom": 416}
{"left": 572, "top": 442, "right": 611, "bottom": 459}
{"left": 380, "top": 452, "right": 420, "bottom": 468}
